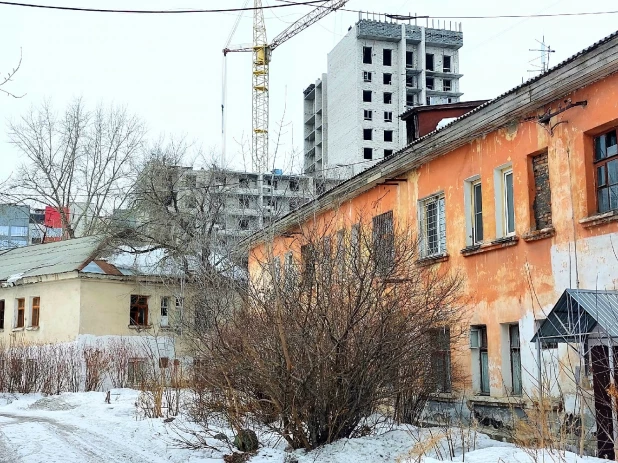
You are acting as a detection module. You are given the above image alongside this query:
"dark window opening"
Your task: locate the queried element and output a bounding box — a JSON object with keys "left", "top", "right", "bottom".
{"left": 594, "top": 129, "right": 618, "bottom": 213}
{"left": 443, "top": 55, "right": 452, "bottom": 72}
{"left": 384, "top": 111, "right": 393, "bottom": 122}
{"left": 426, "top": 96, "right": 431, "bottom": 106}
{"left": 363, "top": 148, "right": 373, "bottom": 160}
{"left": 363, "top": 90, "right": 372, "bottom": 102}
{"left": 383, "top": 92, "right": 392, "bottom": 104}
{"left": 239, "top": 195, "right": 250, "bottom": 208}
{"left": 130, "top": 295, "right": 149, "bottom": 327}
{"left": 372, "top": 211, "right": 394, "bottom": 275}
{"left": 383, "top": 73, "right": 392, "bottom": 85}
{"left": 363, "top": 71, "right": 372, "bottom": 82}
{"left": 384, "top": 149, "right": 393, "bottom": 157}
{"left": 425, "top": 53, "right": 434, "bottom": 71}
{"left": 384, "top": 130, "right": 393, "bottom": 142}
{"left": 443, "top": 79, "right": 452, "bottom": 91}
{"left": 383, "top": 48, "right": 392, "bottom": 66}
{"left": 362, "top": 46, "right": 372, "bottom": 64}
{"left": 431, "top": 328, "right": 452, "bottom": 392}
{"left": 363, "top": 128, "right": 372, "bottom": 141}
{"left": 426, "top": 77, "right": 435, "bottom": 90}
{"left": 471, "top": 325, "right": 489, "bottom": 395}
{"left": 289, "top": 179, "right": 299, "bottom": 191}
{"left": 406, "top": 51, "right": 414, "bottom": 67}
{"left": 364, "top": 109, "right": 372, "bottom": 121}
{"left": 239, "top": 218, "right": 249, "bottom": 230}
{"left": 239, "top": 177, "right": 249, "bottom": 188}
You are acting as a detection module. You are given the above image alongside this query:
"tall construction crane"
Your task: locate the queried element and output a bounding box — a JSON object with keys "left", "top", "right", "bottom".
{"left": 224, "top": 0, "right": 349, "bottom": 173}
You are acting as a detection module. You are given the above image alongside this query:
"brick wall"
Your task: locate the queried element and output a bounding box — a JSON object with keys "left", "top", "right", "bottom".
{"left": 532, "top": 152, "right": 552, "bottom": 229}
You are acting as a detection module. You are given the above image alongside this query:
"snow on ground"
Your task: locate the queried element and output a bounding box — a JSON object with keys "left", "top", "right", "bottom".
{"left": 0, "top": 390, "right": 608, "bottom": 463}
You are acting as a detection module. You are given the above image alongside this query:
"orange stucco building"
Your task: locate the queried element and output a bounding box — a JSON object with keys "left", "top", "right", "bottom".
{"left": 246, "top": 31, "right": 618, "bottom": 450}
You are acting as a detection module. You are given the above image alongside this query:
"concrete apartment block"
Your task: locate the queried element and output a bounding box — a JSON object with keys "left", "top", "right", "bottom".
{"left": 304, "top": 18, "right": 463, "bottom": 179}
{"left": 303, "top": 75, "right": 328, "bottom": 176}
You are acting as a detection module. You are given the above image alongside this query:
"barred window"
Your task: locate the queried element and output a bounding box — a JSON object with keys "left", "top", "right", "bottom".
{"left": 419, "top": 194, "right": 446, "bottom": 257}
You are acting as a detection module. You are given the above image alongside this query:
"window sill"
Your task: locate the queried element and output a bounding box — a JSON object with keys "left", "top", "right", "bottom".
{"left": 468, "top": 395, "right": 526, "bottom": 407}
{"left": 579, "top": 210, "right": 618, "bottom": 228}
{"left": 26, "top": 326, "right": 39, "bottom": 331}
{"left": 128, "top": 324, "right": 153, "bottom": 330}
{"left": 12, "top": 327, "right": 24, "bottom": 332}
{"left": 522, "top": 226, "right": 555, "bottom": 242}
{"left": 416, "top": 253, "right": 449, "bottom": 266}
{"left": 461, "top": 236, "right": 519, "bottom": 257}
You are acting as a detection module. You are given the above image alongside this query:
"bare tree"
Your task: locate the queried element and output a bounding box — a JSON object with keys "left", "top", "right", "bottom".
{"left": 7, "top": 99, "right": 146, "bottom": 238}
{"left": 180, "top": 213, "right": 465, "bottom": 450}
{"left": 1, "top": 48, "right": 24, "bottom": 99}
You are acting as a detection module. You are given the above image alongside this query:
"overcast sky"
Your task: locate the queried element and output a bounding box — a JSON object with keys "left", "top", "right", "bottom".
{"left": 1, "top": 0, "right": 618, "bottom": 183}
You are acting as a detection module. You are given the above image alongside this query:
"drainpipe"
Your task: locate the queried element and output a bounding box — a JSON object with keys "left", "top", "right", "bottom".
{"left": 399, "top": 23, "right": 407, "bottom": 149}
{"left": 420, "top": 27, "right": 426, "bottom": 106}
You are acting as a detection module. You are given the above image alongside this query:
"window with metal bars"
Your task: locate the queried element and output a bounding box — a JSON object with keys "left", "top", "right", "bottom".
{"left": 419, "top": 194, "right": 446, "bottom": 257}
{"left": 372, "top": 211, "right": 394, "bottom": 275}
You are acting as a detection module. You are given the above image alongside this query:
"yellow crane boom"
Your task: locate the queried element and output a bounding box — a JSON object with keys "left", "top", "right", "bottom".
{"left": 224, "top": 0, "right": 349, "bottom": 172}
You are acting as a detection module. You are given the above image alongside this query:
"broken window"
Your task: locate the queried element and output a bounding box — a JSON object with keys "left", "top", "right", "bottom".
{"left": 383, "top": 73, "right": 392, "bottom": 85}
{"left": 430, "top": 328, "right": 452, "bottom": 393}
{"left": 406, "top": 50, "right": 414, "bottom": 67}
{"left": 239, "top": 195, "right": 250, "bottom": 208}
{"left": 384, "top": 111, "right": 393, "bottom": 122}
{"left": 362, "top": 46, "right": 372, "bottom": 64}
{"left": 160, "top": 296, "right": 170, "bottom": 327}
{"left": 363, "top": 128, "right": 372, "bottom": 141}
{"left": 383, "top": 48, "right": 392, "bottom": 66}
{"left": 384, "top": 149, "right": 393, "bottom": 157}
{"left": 16, "top": 298, "right": 24, "bottom": 328}
{"left": 363, "top": 90, "right": 372, "bottom": 102}
{"left": 531, "top": 151, "right": 552, "bottom": 229}
{"left": 363, "top": 148, "right": 373, "bottom": 160}
{"left": 406, "top": 95, "right": 415, "bottom": 106}
{"left": 384, "top": 130, "right": 393, "bottom": 142}
{"left": 443, "top": 79, "right": 452, "bottom": 91}
{"left": 239, "top": 177, "right": 250, "bottom": 188}
{"left": 130, "top": 295, "right": 149, "bottom": 327}
{"left": 419, "top": 194, "right": 446, "bottom": 257}
{"left": 363, "top": 71, "right": 372, "bottom": 82}
{"left": 372, "top": 211, "right": 394, "bottom": 275}
{"left": 425, "top": 53, "right": 434, "bottom": 71}
{"left": 0, "top": 300, "right": 4, "bottom": 330}
{"left": 443, "top": 55, "right": 452, "bottom": 72}
{"left": 128, "top": 358, "right": 146, "bottom": 386}
{"left": 289, "top": 178, "right": 299, "bottom": 191}
{"left": 383, "top": 92, "right": 392, "bottom": 104}
{"left": 426, "top": 77, "right": 435, "bottom": 90}
{"left": 239, "top": 218, "right": 249, "bottom": 230}
{"left": 470, "top": 325, "right": 489, "bottom": 395}
{"left": 509, "top": 324, "right": 522, "bottom": 395}
{"left": 31, "top": 297, "right": 40, "bottom": 328}
{"left": 363, "top": 109, "right": 372, "bottom": 121}
{"left": 594, "top": 129, "right": 618, "bottom": 213}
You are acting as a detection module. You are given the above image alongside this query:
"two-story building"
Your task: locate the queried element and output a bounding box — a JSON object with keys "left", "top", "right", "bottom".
{"left": 245, "top": 30, "right": 618, "bottom": 455}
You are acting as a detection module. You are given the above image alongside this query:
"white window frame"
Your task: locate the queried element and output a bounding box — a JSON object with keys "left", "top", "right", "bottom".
{"left": 363, "top": 109, "right": 372, "bottom": 121}
{"left": 418, "top": 193, "right": 446, "bottom": 258}
{"left": 160, "top": 296, "right": 170, "bottom": 327}
{"left": 494, "top": 164, "right": 515, "bottom": 238}
{"left": 464, "top": 176, "right": 482, "bottom": 246}
{"left": 363, "top": 71, "right": 372, "bottom": 82}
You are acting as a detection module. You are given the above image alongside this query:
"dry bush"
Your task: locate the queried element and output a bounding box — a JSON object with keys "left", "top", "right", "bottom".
{"left": 183, "top": 216, "right": 465, "bottom": 450}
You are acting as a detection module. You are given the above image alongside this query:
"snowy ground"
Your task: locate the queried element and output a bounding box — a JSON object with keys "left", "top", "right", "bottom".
{"left": 0, "top": 390, "right": 606, "bottom": 463}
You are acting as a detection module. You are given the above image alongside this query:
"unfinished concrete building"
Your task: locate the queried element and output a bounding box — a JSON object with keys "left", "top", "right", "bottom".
{"left": 304, "top": 15, "right": 463, "bottom": 179}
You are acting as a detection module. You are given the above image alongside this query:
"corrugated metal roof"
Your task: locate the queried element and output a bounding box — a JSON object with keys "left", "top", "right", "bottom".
{"left": 533, "top": 289, "right": 618, "bottom": 342}
{"left": 0, "top": 236, "right": 103, "bottom": 282}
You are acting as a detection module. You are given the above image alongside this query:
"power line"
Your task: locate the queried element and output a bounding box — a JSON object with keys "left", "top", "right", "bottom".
{"left": 361, "top": 10, "right": 618, "bottom": 20}
{"left": 0, "top": 0, "right": 327, "bottom": 14}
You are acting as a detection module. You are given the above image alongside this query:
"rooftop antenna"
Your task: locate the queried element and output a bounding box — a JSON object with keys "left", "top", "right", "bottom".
{"left": 528, "top": 36, "right": 555, "bottom": 75}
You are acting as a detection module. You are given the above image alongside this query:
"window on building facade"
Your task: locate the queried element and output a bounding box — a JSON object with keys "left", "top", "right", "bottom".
{"left": 362, "top": 46, "right": 372, "bottom": 64}
{"left": 363, "top": 128, "right": 372, "bottom": 141}
{"left": 384, "top": 130, "right": 393, "bottom": 142}
{"left": 431, "top": 328, "right": 452, "bottom": 392}
{"left": 161, "top": 296, "right": 170, "bottom": 327}
{"left": 425, "top": 53, "right": 434, "bottom": 71}
{"left": 383, "top": 92, "right": 392, "bottom": 104}
{"left": 502, "top": 168, "right": 515, "bottom": 235}
{"left": 16, "top": 298, "right": 24, "bottom": 328}
{"left": 289, "top": 178, "right": 299, "bottom": 192}
{"left": 470, "top": 325, "right": 489, "bottom": 395}
{"left": 31, "top": 297, "right": 40, "bottom": 328}
{"left": 384, "top": 111, "right": 393, "bottom": 122}
{"left": 384, "top": 149, "right": 393, "bottom": 157}
{"left": 239, "top": 195, "right": 250, "bottom": 208}
{"left": 419, "top": 194, "right": 446, "bottom": 258}
{"left": 509, "top": 324, "right": 522, "bottom": 395}
{"left": 130, "top": 295, "right": 149, "bottom": 327}
{"left": 383, "top": 48, "right": 392, "bottom": 66}
{"left": 443, "top": 79, "right": 452, "bottom": 91}
{"left": 406, "top": 51, "right": 414, "bottom": 67}
{"left": 363, "top": 71, "right": 372, "bottom": 82}
{"left": 239, "top": 218, "right": 249, "bottom": 230}
{"left": 531, "top": 151, "right": 552, "bottom": 229}
{"left": 239, "top": 177, "right": 250, "bottom": 188}
{"left": 426, "top": 77, "right": 435, "bottom": 90}
{"left": 363, "top": 148, "right": 373, "bottom": 160}
{"left": 443, "top": 55, "right": 452, "bottom": 72}
{"left": 372, "top": 211, "right": 394, "bottom": 275}
{"left": 301, "top": 244, "right": 315, "bottom": 284}
{"left": 363, "top": 90, "right": 372, "bottom": 102}
{"left": 128, "top": 358, "right": 146, "bottom": 385}
{"left": 0, "top": 300, "right": 4, "bottom": 330}
{"left": 364, "top": 109, "right": 372, "bottom": 121}
{"left": 594, "top": 129, "right": 618, "bottom": 213}
{"left": 470, "top": 180, "right": 483, "bottom": 244}
{"left": 383, "top": 73, "right": 392, "bottom": 85}
{"left": 10, "top": 226, "right": 28, "bottom": 237}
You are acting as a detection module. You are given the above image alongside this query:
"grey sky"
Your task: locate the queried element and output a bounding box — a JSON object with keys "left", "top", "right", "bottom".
{"left": 1, "top": 0, "right": 617, "bottom": 184}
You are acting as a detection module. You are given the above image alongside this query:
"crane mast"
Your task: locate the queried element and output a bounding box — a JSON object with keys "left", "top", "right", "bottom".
{"left": 252, "top": 0, "right": 270, "bottom": 173}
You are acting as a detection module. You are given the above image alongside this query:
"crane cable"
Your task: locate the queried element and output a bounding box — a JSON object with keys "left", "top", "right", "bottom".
{"left": 222, "top": 0, "right": 250, "bottom": 167}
